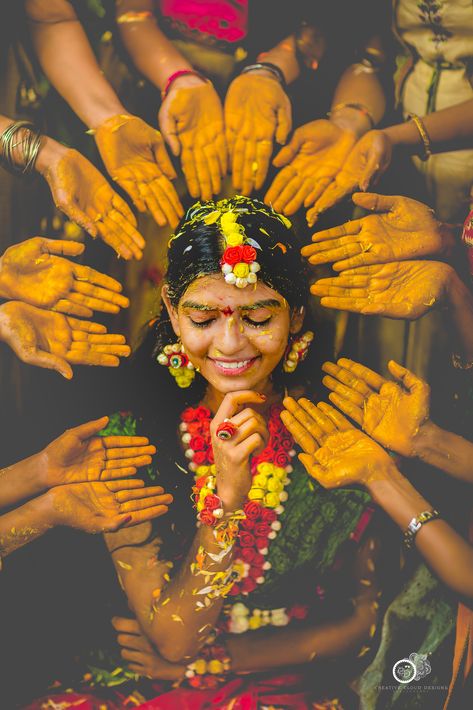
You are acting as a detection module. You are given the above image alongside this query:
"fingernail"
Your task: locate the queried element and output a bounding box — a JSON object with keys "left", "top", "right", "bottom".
{"left": 258, "top": 393, "right": 267, "bottom": 400}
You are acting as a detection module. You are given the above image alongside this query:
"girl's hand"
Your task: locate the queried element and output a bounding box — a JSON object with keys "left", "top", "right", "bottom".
{"left": 321, "top": 358, "right": 430, "bottom": 457}
{"left": 281, "top": 398, "right": 393, "bottom": 488}
{"left": 39, "top": 416, "right": 156, "bottom": 488}
{"left": 311, "top": 260, "right": 454, "bottom": 319}
{"left": 113, "top": 617, "right": 185, "bottom": 681}
{"left": 159, "top": 80, "right": 227, "bottom": 200}
{"left": 225, "top": 73, "right": 291, "bottom": 195}
{"left": 306, "top": 130, "right": 393, "bottom": 226}
{"left": 94, "top": 115, "right": 184, "bottom": 229}
{"left": 39, "top": 144, "right": 146, "bottom": 260}
{"left": 47, "top": 480, "right": 172, "bottom": 532}
{"left": 0, "top": 301, "right": 130, "bottom": 379}
{"left": 210, "top": 391, "right": 268, "bottom": 510}
{"left": 265, "top": 120, "right": 357, "bottom": 216}
{"left": 302, "top": 193, "right": 452, "bottom": 271}
{"left": 0, "top": 237, "right": 129, "bottom": 317}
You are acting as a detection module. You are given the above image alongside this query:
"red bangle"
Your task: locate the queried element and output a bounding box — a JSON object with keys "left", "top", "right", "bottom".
{"left": 161, "top": 69, "right": 208, "bottom": 100}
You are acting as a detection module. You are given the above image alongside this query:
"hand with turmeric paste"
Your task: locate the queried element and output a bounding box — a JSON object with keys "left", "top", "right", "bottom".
{"left": 0, "top": 237, "right": 129, "bottom": 317}
{"left": 265, "top": 120, "right": 357, "bottom": 216}
{"left": 302, "top": 193, "right": 454, "bottom": 271}
{"left": 322, "top": 358, "right": 430, "bottom": 457}
{"left": 159, "top": 80, "right": 227, "bottom": 201}
{"left": 94, "top": 115, "right": 183, "bottom": 229}
{"left": 306, "top": 131, "right": 392, "bottom": 225}
{"left": 311, "top": 260, "right": 454, "bottom": 318}
{"left": 37, "top": 142, "right": 146, "bottom": 260}
{"left": 0, "top": 301, "right": 130, "bottom": 379}
{"left": 225, "top": 72, "right": 291, "bottom": 195}
{"left": 281, "top": 397, "right": 394, "bottom": 488}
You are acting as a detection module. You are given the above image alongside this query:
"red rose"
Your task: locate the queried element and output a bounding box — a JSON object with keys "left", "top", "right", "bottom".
{"left": 241, "top": 518, "right": 255, "bottom": 531}
{"left": 239, "top": 531, "right": 255, "bottom": 547}
{"left": 249, "top": 566, "right": 263, "bottom": 579}
{"left": 193, "top": 451, "right": 208, "bottom": 465}
{"left": 189, "top": 435, "right": 206, "bottom": 451}
{"left": 204, "top": 494, "right": 221, "bottom": 511}
{"left": 244, "top": 501, "right": 262, "bottom": 520}
{"left": 199, "top": 508, "right": 216, "bottom": 526}
{"left": 182, "top": 407, "right": 197, "bottom": 423}
{"left": 255, "top": 537, "right": 268, "bottom": 550}
{"left": 268, "top": 416, "right": 284, "bottom": 435}
{"left": 222, "top": 245, "right": 243, "bottom": 265}
{"left": 274, "top": 450, "right": 290, "bottom": 467}
{"left": 241, "top": 577, "right": 257, "bottom": 593}
{"left": 271, "top": 434, "right": 282, "bottom": 450}
{"left": 254, "top": 522, "right": 271, "bottom": 538}
{"left": 251, "top": 552, "right": 265, "bottom": 567}
{"left": 188, "top": 677, "right": 201, "bottom": 688}
{"left": 288, "top": 604, "right": 309, "bottom": 620}
{"left": 261, "top": 508, "right": 277, "bottom": 523}
{"left": 280, "top": 435, "right": 294, "bottom": 451}
{"left": 228, "top": 584, "right": 240, "bottom": 596}
{"left": 187, "top": 421, "right": 204, "bottom": 435}
{"left": 241, "top": 245, "right": 257, "bottom": 263}
{"left": 195, "top": 406, "right": 211, "bottom": 420}
{"left": 207, "top": 448, "right": 215, "bottom": 464}
{"left": 240, "top": 547, "right": 256, "bottom": 563}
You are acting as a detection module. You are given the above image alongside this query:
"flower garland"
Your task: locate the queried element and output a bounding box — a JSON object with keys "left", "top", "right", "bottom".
{"left": 180, "top": 404, "right": 296, "bottom": 596}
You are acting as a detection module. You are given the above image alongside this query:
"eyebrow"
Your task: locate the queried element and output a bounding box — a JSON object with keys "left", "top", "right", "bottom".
{"left": 181, "top": 299, "right": 282, "bottom": 312}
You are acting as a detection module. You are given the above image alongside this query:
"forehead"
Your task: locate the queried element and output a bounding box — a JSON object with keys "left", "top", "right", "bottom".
{"left": 179, "top": 274, "right": 285, "bottom": 309}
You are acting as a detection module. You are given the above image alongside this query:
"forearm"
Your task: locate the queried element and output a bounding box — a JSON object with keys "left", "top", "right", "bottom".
{"left": 446, "top": 269, "right": 473, "bottom": 362}
{"left": 0, "top": 454, "right": 46, "bottom": 509}
{"left": 0, "top": 494, "right": 54, "bottom": 557}
{"left": 413, "top": 421, "right": 473, "bottom": 483}
{"left": 26, "top": 1, "right": 125, "bottom": 128}
{"left": 330, "top": 64, "right": 386, "bottom": 138}
{"left": 257, "top": 35, "right": 300, "bottom": 85}
{"left": 368, "top": 469, "right": 473, "bottom": 598}
{"left": 383, "top": 99, "right": 473, "bottom": 155}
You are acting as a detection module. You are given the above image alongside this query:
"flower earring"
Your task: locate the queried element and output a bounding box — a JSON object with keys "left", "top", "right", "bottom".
{"left": 157, "top": 341, "right": 196, "bottom": 388}
{"left": 283, "top": 331, "right": 314, "bottom": 373}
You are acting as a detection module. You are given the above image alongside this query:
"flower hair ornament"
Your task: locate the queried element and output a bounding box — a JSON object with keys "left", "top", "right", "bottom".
{"left": 169, "top": 196, "right": 292, "bottom": 289}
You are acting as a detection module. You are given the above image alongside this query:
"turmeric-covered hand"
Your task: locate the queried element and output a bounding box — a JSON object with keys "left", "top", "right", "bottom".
{"left": 303, "top": 193, "right": 453, "bottom": 271}
{"left": 0, "top": 301, "right": 130, "bottom": 379}
{"left": 311, "top": 260, "right": 454, "bottom": 318}
{"left": 281, "top": 397, "right": 393, "bottom": 488}
{"left": 0, "top": 237, "right": 129, "bottom": 317}
{"left": 47, "top": 479, "right": 172, "bottom": 532}
{"left": 113, "top": 617, "right": 185, "bottom": 680}
{"left": 306, "top": 131, "right": 392, "bottom": 226}
{"left": 265, "top": 120, "right": 357, "bottom": 216}
{"left": 94, "top": 115, "right": 183, "bottom": 229}
{"left": 40, "top": 146, "right": 146, "bottom": 260}
{"left": 321, "top": 358, "right": 430, "bottom": 457}
{"left": 225, "top": 72, "right": 291, "bottom": 195}
{"left": 159, "top": 81, "right": 226, "bottom": 200}
{"left": 39, "top": 416, "right": 156, "bottom": 488}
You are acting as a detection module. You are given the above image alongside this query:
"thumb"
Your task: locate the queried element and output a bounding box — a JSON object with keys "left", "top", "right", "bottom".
{"left": 274, "top": 103, "right": 292, "bottom": 147}
{"left": 21, "top": 348, "right": 73, "bottom": 380}
{"left": 158, "top": 107, "right": 181, "bottom": 157}
{"left": 57, "top": 199, "right": 97, "bottom": 238}
{"left": 72, "top": 416, "right": 110, "bottom": 441}
{"left": 106, "top": 514, "right": 133, "bottom": 532}
{"left": 387, "top": 359, "right": 424, "bottom": 392}
{"left": 152, "top": 131, "right": 177, "bottom": 180}
{"left": 352, "top": 192, "right": 397, "bottom": 213}
{"left": 298, "top": 452, "right": 316, "bottom": 475}
{"left": 359, "top": 149, "right": 382, "bottom": 192}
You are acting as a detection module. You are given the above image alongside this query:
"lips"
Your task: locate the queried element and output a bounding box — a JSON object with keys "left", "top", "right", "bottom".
{"left": 210, "top": 357, "right": 259, "bottom": 376}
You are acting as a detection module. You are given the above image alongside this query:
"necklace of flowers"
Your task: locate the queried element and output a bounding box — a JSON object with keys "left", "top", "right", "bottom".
{"left": 179, "top": 403, "right": 296, "bottom": 596}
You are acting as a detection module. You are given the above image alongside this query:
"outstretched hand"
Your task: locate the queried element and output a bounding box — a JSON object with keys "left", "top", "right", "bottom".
{"left": 302, "top": 193, "right": 452, "bottom": 271}
{"left": 39, "top": 416, "right": 156, "bottom": 488}
{"left": 95, "top": 115, "right": 184, "bottom": 229}
{"left": 321, "top": 358, "right": 430, "bottom": 457}
{"left": 306, "top": 130, "right": 392, "bottom": 225}
{"left": 281, "top": 398, "right": 393, "bottom": 488}
{"left": 41, "top": 147, "right": 146, "bottom": 260}
{"left": 311, "top": 260, "right": 454, "bottom": 318}
{"left": 0, "top": 301, "right": 130, "bottom": 379}
{"left": 48, "top": 479, "right": 172, "bottom": 532}
{"left": 225, "top": 73, "right": 291, "bottom": 195}
{"left": 0, "top": 237, "right": 129, "bottom": 317}
{"left": 265, "top": 120, "right": 357, "bottom": 216}
{"left": 159, "top": 81, "right": 227, "bottom": 200}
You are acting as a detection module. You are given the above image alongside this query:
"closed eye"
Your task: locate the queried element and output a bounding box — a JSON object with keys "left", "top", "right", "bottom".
{"left": 243, "top": 316, "right": 272, "bottom": 327}
{"left": 189, "top": 317, "right": 216, "bottom": 328}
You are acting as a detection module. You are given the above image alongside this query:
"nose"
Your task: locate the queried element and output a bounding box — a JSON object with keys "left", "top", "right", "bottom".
{"left": 212, "top": 315, "right": 249, "bottom": 357}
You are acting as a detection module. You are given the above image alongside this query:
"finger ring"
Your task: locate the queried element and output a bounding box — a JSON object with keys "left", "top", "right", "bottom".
{"left": 216, "top": 420, "right": 238, "bottom": 440}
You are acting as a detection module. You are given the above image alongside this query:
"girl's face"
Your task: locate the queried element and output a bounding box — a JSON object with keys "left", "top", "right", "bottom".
{"left": 163, "top": 274, "right": 303, "bottom": 396}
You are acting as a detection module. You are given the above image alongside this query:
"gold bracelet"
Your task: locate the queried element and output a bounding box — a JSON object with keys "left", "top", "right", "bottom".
{"left": 409, "top": 114, "right": 432, "bottom": 161}
{"left": 328, "top": 102, "right": 375, "bottom": 129}
{"left": 117, "top": 11, "right": 154, "bottom": 24}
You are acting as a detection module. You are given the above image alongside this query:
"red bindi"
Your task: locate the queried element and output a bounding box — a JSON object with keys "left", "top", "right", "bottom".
{"left": 222, "top": 306, "right": 234, "bottom": 316}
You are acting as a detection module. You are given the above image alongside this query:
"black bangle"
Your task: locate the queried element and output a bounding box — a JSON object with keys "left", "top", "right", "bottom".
{"left": 240, "top": 62, "right": 286, "bottom": 88}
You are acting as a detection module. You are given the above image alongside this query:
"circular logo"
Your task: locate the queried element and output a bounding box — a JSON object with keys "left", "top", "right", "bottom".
{"left": 393, "top": 658, "right": 416, "bottom": 683}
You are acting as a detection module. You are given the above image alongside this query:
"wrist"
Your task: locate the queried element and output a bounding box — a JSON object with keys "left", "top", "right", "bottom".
{"left": 30, "top": 490, "right": 59, "bottom": 529}
{"left": 329, "top": 107, "right": 371, "bottom": 139}
{"left": 366, "top": 467, "right": 431, "bottom": 529}
{"left": 411, "top": 420, "right": 441, "bottom": 461}
{"left": 35, "top": 135, "right": 68, "bottom": 176}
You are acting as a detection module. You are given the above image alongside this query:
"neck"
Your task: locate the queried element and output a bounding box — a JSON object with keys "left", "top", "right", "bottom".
{"left": 202, "top": 378, "right": 279, "bottom": 416}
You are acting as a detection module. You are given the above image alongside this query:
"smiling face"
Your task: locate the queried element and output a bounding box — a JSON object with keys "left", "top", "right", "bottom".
{"left": 163, "top": 274, "right": 303, "bottom": 396}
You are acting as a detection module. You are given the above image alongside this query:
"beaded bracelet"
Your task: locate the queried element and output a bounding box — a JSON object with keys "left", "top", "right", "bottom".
{"left": 240, "top": 62, "right": 287, "bottom": 88}
{"left": 403, "top": 509, "right": 440, "bottom": 550}
{"left": 409, "top": 114, "right": 432, "bottom": 161}
{"left": 161, "top": 69, "right": 209, "bottom": 101}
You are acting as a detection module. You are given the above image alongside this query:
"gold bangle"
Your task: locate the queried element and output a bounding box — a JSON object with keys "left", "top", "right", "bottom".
{"left": 409, "top": 114, "right": 432, "bottom": 161}
{"left": 328, "top": 102, "right": 375, "bottom": 129}
{"left": 0, "top": 120, "right": 42, "bottom": 175}
{"left": 117, "top": 11, "right": 154, "bottom": 24}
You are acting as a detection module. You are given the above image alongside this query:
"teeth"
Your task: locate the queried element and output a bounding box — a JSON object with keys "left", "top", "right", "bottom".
{"left": 217, "top": 360, "right": 250, "bottom": 370}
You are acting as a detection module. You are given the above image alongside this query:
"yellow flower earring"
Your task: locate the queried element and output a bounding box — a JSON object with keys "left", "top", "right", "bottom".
{"left": 283, "top": 332, "right": 314, "bottom": 373}
{"left": 157, "top": 341, "right": 196, "bottom": 388}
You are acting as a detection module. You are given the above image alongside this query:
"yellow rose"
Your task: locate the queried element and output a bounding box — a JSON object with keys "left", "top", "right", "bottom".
{"left": 257, "top": 462, "right": 275, "bottom": 475}
{"left": 267, "top": 478, "right": 283, "bottom": 493}
{"left": 249, "top": 616, "right": 262, "bottom": 630}
{"left": 220, "top": 211, "right": 238, "bottom": 230}
{"left": 194, "top": 659, "right": 207, "bottom": 675}
{"left": 233, "top": 262, "right": 249, "bottom": 278}
{"left": 248, "top": 487, "right": 265, "bottom": 501}
{"left": 208, "top": 659, "right": 224, "bottom": 674}
{"left": 253, "top": 473, "right": 268, "bottom": 488}
{"left": 225, "top": 230, "right": 244, "bottom": 246}
{"left": 264, "top": 492, "right": 280, "bottom": 507}
{"left": 196, "top": 465, "right": 210, "bottom": 476}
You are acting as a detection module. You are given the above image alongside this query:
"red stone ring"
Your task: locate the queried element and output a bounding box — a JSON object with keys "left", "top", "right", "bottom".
{"left": 216, "top": 419, "right": 238, "bottom": 440}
